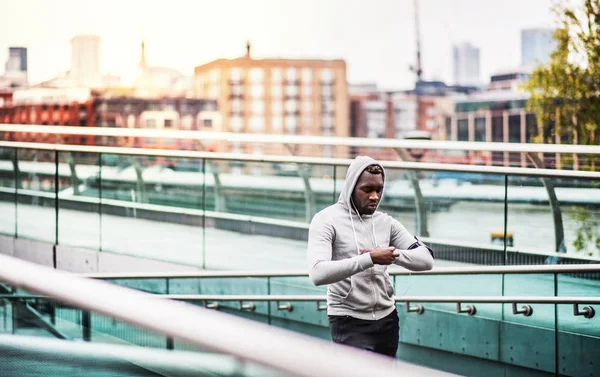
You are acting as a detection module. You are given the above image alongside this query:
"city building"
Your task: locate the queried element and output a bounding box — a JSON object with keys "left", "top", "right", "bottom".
{"left": 70, "top": 34, "right": 102, "bottom": 88}
{"left": 0, "top": 87, "right": 220, "bottom": 161}
{"left": 0, "top": 47, "right": 28, "bottom": 88}
{"left": 134, "top": 41, "right": 193, "bottom": 98}
{"left": 194, "top": 42, "right": 348, "bottom": 158}
{"left": 442, "top": 90, "right": 575, "bottom": 168}
{"left": 349, "top": 84, "right": 455, "bottom": 161}
{"left": 484, "top": 69, "right": 531, "bottom": 92}
{"left": 453, "top": 42, "right": 480, "bottom": 87}
{"left": 521, "top": 28, "right": 556, "bottom": 68}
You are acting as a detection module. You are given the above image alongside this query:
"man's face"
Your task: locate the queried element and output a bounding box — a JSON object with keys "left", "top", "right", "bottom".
{"left": 351, "top": 170, "right": 384, "bottom": 215}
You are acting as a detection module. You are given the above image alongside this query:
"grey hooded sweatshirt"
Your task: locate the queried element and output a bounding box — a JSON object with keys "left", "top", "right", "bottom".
{"left": 307, "top": 156, "right": 434, "bottom": 321}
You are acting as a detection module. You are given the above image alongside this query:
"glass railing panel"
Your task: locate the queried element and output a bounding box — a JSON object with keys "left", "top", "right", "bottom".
{"left": 57, "top": 151, "right": 100, "bottom": 251}
{"left": 16, "top": 148, "right": 56, "bottom": 243}
{"left": 202, "top": 159, "right": 334, "bottom": 270}
{"left": 385, "top": 168, "right": 509, "bottom": 266}
{"left": 97, "top": 154, "right": 205, "bottom": 267}
{"left": 507, "top": 174, "right": 600, "bottom": 265}
{"left": 0, "top": 147, "right": 16, "bottom": 237}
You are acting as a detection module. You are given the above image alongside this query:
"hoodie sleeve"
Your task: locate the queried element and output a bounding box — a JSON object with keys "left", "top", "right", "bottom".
{"left": 390, "top": 219, "right": 434, "bottom": 271}
{"left": 307, "top": 213, "right": 374, "bottom": 286}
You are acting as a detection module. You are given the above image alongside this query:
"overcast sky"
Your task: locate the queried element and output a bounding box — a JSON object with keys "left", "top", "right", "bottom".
{"left": 0, "top": 0, "right": 555, "bottom": 89}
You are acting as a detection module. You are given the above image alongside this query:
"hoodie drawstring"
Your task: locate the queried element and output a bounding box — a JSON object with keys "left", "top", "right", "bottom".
{"left": 349, "top": 199, "right": 378, "bottom": 254}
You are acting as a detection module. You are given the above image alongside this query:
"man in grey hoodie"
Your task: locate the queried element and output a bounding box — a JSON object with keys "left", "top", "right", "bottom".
{"left": 307, "top": 156, "right": 434, "bottom": 357}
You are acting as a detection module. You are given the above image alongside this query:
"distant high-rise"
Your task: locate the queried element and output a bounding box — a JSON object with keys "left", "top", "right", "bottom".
{"left": 521, "top": 28, "right": 555, "bottom": 68}
{"left": 70, "top": 34, "right": 101, "bottom": 87}
{"left": 1, "top": 47, "right": 28, "bottom": 87}
{"left": 6, "top": 47, "right": 27, "bottom": 73}
{"left": 453, "top": 42, "right": 480, "bottom": 87}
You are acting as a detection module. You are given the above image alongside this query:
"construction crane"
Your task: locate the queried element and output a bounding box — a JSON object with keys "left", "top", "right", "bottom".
{"left": 410, "top": 0, "right": 423, "bottom": 83}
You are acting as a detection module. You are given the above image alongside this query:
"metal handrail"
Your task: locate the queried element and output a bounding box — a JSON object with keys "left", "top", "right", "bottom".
{"left": 82, "top": 263, "right": 600, "bottom": 280}
{"left": 0, "top": 334, "right": 277, "bottom": 376}
{"left": 7, "top": 293, "right": 599, "bottom": 304}
{"left": 2, "top": 140, "right": 600, "bottom": 180}
{"left": 0, "top": 253, "right": 403, "bottom": 377}
{"left": 2, "top": 124, "right": 600, "bottom": 155}
{"left": 160, "top": 294, "right": 600, "bottom": 305}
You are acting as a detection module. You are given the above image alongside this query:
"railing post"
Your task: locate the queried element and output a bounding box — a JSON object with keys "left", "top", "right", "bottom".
{"left": 526, "top": 152, "right": 566, "bottom": 254}
{"left": 82, "top": 310, "right": 91, "bottom": 341}
{"left": 393, "top": 148, "right": 429, "bottom": 237}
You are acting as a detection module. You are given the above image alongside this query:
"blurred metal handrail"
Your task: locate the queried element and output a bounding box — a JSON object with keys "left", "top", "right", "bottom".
{"left": 0, "top": 334, "right": 280, "bottom": 376}
{"left": 82, "top": 263, "right": 600, "bottom": 280}
{"left": 1, "top": 140, "right": 600, "bottom": 180}
{"left": 160, "top": 294, "right": 600, "bottom": 305}
{"left": 0, "top": 253, "right": 404, "bottom": 377}
{"left": 2, "top": 124, "right": 600, "bottom": 155}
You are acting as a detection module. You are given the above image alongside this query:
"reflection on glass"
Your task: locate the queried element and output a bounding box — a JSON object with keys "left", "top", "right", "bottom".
{"left": 385, "top": 169, "right": 508, "bottom": 265}
{"left": 97, "top": 154, "right": 205, "bottom": 267}
{"left": 203, "top": 160, "right": 334, "bottom": 269}
{"left": 16, "top": 148, "right": 55, "bottom": 243}
{"left": 57, "top": 151, "right": 100, "bottom": 251}
{"left": 508, "top": 175, "right": 600, "bottom": 264}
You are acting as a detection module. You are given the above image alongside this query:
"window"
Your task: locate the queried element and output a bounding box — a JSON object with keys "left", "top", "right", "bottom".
{"left": 285, "top": 100, "right": 298, "bottom": 113}
{"left": 508, "top": 114, "right": 521, "bottom": 143}
{"left": 250, "top": 84, "right": 264, "bottom": 98}
{"left": 320, "top": 68, "right": 333, "bottom": 83}
{"left": 302, "top": 68, "right": 312, "bottom": 83}
{"left": 209, "top": 69, "right": 220, "bottom": 83}
{"left": 251, "top": 100, "right": 264, "bottom": 115}
{"left": 249, "top": 68, "right": 264, "bottom": 83}
{"left": 230, "top": 116, "right": 243, "bottom": 132}
{"left": 208, "top": 85, "right": 219, "bottom": 99}
{"left": 164, "top": 119, "right": 174, "bottom": 128}
{"left": 231, "top": 84, "right": 243, "bottom": 96}
{"left": 321, "top": 85, "right": 333, "bottom": 98}
{"left": 457, "top": 119, "right": 469, "bottom": 141}
{"left": 272, "top": 116, "right": 282, "bottom": 131}
{"left": 146, "top": 119, "right": 157, "bottom": 128}
{"left": 231, "top": 99, "right": 242, "bottom": 113}
{"left": 475, "top": 117, "right": 486, "bottom": 142}
{"left": 285, "top": 68, "right": 298, "bottom": 82}
{"left": 271, "top": 68, "right": 282, "bottom": 82}
{"left": 271, "top": 84, "right": 282, "bottom": 97}
{"left": 322, "top": 100, "right": 334, "bottom": 114}
{"left": 285, "top": 85, "right": 298, "bottom": 97}
{"left": 322, "top": 115, "right": 333, "bottom": 128}
{"left": 302, "top": 85, "right": 312, "bottom": 97}
{"left": 230, "top": 68, "right": 242, "bottom": 81}
{"left": 285, "top": 115, "right": 297, "bottom": 132}
{"left": 249, "top": 116, "right": 265, "bottom": 132}
{"left": 271, "top": 101, "right": 282, "bottom": 114}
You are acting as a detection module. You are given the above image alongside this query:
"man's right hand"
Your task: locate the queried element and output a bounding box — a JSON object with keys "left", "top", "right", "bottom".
{"left": 367, "top": 246, "right": 398, "bottom": 265}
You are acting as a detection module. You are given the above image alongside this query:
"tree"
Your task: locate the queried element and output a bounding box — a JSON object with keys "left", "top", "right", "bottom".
{"left": 524, "top": 0, "right": 600, "bottom": 171}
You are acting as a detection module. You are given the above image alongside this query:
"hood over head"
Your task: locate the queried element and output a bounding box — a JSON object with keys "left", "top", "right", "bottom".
{"left": 337, "top": 156, "right": 385, "bottom": 210}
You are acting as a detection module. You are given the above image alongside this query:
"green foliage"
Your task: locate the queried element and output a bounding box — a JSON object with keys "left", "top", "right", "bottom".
{"left": 524, "top": 0, "right": 600, "bottom": 170}
{"left": 569, "top": 206, "right": 600, "bottom": 256}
